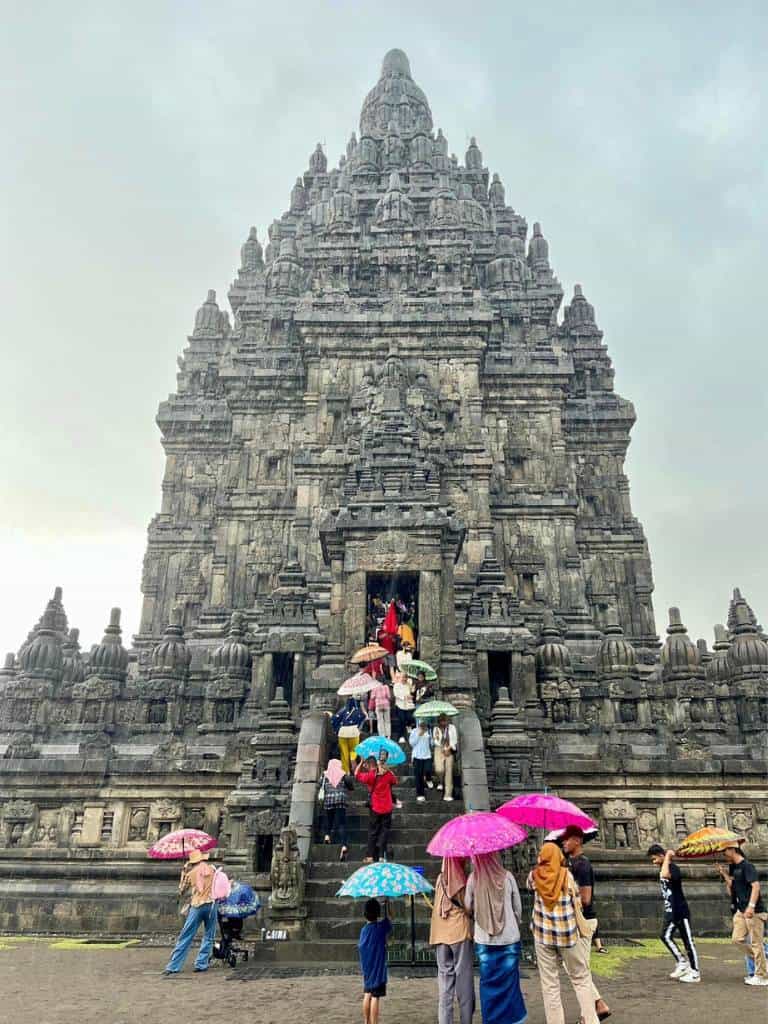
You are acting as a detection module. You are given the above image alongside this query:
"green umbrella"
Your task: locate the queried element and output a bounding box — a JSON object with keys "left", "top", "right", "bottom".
{"left": 403, "top": 659, "right": 437, "bottom": 681}
{"left": 413, "top": 699, "right": 459, "bottom": 719}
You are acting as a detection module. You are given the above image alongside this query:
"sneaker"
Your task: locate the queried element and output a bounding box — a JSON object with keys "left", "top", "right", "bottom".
{"left": 395, "top": 800, "right": 403, "bottom": 809}
{"left": 443, "top": 796, "right": 454, "bottom": 802}
{"left": 669, "top": 963, "right": 688, "bottom": 979}
{"left": 744, "top": 976, "right": 768, "bottom": 987}
{"left": 398, "top": 737, "right": 406, "bottom": 745}
{"left": 679, "top": 970, "right": 700, "bottom": 983}
{"left": 426, "top": 780, "right": 435, "bottom": 789}
{"left": 436, "top": 783, "right": 443, "bottom": 790}
{"left": 416, "top": 795, "right": 426, "bottom": 802}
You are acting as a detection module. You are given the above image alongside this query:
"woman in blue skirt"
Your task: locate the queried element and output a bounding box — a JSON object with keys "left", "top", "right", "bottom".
{"left": 465, "top": 851, "right": 527, "bottom": 1024}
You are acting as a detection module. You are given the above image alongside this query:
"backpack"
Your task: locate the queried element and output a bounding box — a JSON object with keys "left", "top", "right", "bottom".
{"left": 212, "top": 867, "right": 232, "bottom": 901}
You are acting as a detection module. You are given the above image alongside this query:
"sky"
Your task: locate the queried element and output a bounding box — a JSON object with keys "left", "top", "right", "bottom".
{"left": 1, "top": 1, "right": 766, "bottom": 655}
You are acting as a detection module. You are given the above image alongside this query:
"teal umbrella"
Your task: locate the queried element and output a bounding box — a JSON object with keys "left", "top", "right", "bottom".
{"left": 413, "top": 699, "right": 459, "bottom": 719}
{"left": 403, "top": 659, "right": 437, "bottom": 681}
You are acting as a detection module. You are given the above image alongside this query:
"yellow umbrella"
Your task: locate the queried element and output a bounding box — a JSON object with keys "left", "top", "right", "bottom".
{"left": 675, "top": 826, "right": 746, "bottom": 859}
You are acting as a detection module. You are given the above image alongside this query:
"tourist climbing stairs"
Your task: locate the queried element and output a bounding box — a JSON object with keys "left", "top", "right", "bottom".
{"left": 254, "top": 772, "right": 463, "bottom": 968}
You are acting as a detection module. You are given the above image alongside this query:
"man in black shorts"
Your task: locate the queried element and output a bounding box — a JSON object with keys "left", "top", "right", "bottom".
{"left": 647, "top": 844, "right": 700, "bottom": 983}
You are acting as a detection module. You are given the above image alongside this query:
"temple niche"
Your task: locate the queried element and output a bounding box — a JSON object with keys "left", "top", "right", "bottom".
{"left": 0, "top": 48, "right": 765, "bottom": 939}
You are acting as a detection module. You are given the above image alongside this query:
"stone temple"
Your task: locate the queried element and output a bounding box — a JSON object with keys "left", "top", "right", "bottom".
{"left": 1, "top": 49, "right": 765, "bottom": 946}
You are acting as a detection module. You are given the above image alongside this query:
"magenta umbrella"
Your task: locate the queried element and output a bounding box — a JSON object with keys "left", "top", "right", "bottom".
{"left": 427, "top": 812, "right": 528, "bottom": 857}
{"left": 147, "top": 828, "right": 218, "bottom": 860}
{"left": 338, "top": 672, "right": 377, "bottom": 696}
{"left": 496, "top": 794, "right": 597, "bottom": 833}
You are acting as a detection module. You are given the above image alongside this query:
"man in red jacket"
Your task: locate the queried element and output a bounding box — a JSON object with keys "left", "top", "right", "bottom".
{"left": 356, "top": 751, "right": 398, "bottom": 863}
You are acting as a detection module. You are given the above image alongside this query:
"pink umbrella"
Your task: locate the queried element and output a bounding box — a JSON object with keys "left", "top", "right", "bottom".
{"left": 427, "top": 812, "right": 528, "bottom": 857}
{"left": 147, "top": 828, "right": 218, "bottom": 860}
{"left": 496, "top": 794, "right": 597, "bottom": 832}
{"left": 337, "top": 672, "right": 377, "bottom": 696}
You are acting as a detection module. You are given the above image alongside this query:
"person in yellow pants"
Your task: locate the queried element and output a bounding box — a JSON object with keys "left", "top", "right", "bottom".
{"left": 333, "top": 697, "right": 367, "bottom": 773}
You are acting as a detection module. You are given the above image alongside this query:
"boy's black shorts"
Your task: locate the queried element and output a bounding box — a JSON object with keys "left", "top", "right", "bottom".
{"left": 364, "top": 983, "right": 387, "bottom": 998}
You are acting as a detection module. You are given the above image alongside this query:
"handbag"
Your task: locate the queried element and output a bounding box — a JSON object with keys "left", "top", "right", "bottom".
{"left": 569, "top": 874, "right": 598, "bottom": 939}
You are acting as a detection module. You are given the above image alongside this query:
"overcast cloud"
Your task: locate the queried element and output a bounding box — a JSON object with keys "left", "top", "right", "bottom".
{"left": 1, "top": 1, "right": 766, "bottom": 654}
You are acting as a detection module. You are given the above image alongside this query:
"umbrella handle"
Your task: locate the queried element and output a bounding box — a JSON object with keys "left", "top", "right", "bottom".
{"left": 410, "top": 894, "right": 416, "bottom": 966}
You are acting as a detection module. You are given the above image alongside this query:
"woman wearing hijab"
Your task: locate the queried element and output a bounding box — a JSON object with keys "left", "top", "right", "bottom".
{"left": 531, "top": 841, "right": 599, "bottom": 1024}
{"left": 429, "top": 856, "right": 475, "bottom": 1024}
{"left": 331, "top": 697, "right": 367, "bottom": 774}
{"left": 464, "top": 852, "right": 527, "bottom": 1024}
{"left": 319, "top": 757, "right": 354, "bottom": 861}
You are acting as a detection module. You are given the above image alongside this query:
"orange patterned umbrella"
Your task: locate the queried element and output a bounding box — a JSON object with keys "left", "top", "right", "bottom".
{"left": 351, "top": 643, "right": 389, "bottom": 664}
{"left": 675, "top": 826, "right": 746, "bottom": 859}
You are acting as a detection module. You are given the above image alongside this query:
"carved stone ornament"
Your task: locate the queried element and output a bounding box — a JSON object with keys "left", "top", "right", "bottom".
{"left": 270, "top": 826, "right": 305, "bottom": 911}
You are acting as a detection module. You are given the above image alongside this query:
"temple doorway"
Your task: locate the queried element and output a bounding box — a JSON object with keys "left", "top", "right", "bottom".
{"left": 272, "top": 653, "right": 294, "bottom": 705}
{"left": 365, "top": 572, "right": 419, "bottom": 648}
{"left": 488, "top": 651, "right": 511, "bottom": 706}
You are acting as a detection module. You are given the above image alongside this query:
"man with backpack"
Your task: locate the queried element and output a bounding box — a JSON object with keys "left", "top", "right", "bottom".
{"left": 163, "top": 849, "right": 230, "bottom": 975}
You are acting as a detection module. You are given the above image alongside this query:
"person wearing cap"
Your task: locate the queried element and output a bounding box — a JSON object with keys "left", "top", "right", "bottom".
{"left": 647, "top": 844, "right": 700, "bottom": 983}
{"left": 561, "top": 826, "right": 612, "bottom": 1021}
{"left": 718, "top": 844, "right": 768, "bottom": 986}
{"left": 163, "top": 849, "right": 217, "bottom": 976}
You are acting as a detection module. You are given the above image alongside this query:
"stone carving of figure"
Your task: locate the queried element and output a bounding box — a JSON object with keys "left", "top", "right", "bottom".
{"left": 552, "top": 700, "right": 568, "bottom": 724}
{"left": 584, "top": 702, "right": 600, "bottom": 728}
{"left": 128, "top": 807, "right": 149, "bottom": 842}
{"left": 614, "top": 824, "right": 628, "bottom": 848}
{"left": 620, "top": 702, "right": 637, "bottom": 724}
{"left": 270, "top": 826, "right": 305, "bottom": 910}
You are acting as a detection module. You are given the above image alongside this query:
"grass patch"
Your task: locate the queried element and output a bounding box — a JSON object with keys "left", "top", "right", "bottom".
{"left": 48, "top": 938, "right": 140, "bottom": 951}
{"left": 591, "top": 938, "right": 731, "bottom": 979}
{"left": 0, "top": 937, "right": 42, "bottom": 951}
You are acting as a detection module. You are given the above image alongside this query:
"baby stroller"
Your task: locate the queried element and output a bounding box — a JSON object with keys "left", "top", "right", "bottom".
{"left": 212, "top": 881, "right": 261, "bottom": 968}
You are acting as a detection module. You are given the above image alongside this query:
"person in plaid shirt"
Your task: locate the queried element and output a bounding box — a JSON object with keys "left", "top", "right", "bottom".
{"left": 531, "top": 841, "right": 601, "bottom": 1024}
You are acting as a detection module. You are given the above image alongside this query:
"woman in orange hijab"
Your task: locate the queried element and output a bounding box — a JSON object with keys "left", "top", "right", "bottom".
{"left": 531, "top": 841, "right": 599, "bottom": 1024}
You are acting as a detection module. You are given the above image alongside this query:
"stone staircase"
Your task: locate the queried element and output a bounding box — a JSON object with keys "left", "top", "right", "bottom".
{"left": 254, "top": 772, "right": 463, "bottom": 967}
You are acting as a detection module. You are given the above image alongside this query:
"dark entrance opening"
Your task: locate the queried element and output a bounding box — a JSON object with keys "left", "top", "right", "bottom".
{"left": 365, "top": 572, "right": 419, "bottom": 649}
{"left": 487, "top": 651, "right": 511, "bottom": 706}
{"left": 255, "top": 834, "right": 273, "bottom": 873}
{"left": 272, "top": 653, "right": 294, "bottom": 705}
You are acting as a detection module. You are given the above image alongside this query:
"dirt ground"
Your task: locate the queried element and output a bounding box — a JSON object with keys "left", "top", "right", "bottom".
{"left": 0, "top": 936, "right": 764, "bottom": 1023}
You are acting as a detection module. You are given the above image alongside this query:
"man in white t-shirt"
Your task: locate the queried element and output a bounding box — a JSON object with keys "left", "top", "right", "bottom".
{"left": 392, "top": 672, "right": 415, "bottom": 744}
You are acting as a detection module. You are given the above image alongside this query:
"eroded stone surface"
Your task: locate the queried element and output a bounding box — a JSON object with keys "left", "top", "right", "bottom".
{"left": 0, "top": 50, "right": 765, "bottom": 937}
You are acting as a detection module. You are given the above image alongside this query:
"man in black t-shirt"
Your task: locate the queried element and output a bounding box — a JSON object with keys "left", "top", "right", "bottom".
{"left": 719, "top": 845, "right": 768, "bottom": 986}
{"left": 562, "top": 826, "right": 612, "bottom": 1021}
{"left": 647, "top": 844, "right": 700, "bottom": 982}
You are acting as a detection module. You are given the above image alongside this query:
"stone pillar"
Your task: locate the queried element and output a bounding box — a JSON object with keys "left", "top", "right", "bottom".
{"left": 328, "top": 556, "right": 345, "bottom": 647}
{"left": 419, "top": 570, "right": 442, "bottom": 668}
{"left": 292, "top": 652, "right": 305, "bottom": 717}
{"left": 254, "top": 652, "right": 274, "bottom": 707}
{"left": 440, "top": 548, "right": 458, "bottom": 647}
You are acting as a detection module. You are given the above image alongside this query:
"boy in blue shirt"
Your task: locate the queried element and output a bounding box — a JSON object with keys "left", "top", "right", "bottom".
{"left": 358, "top": 897, "right": 392, "bottom": 1024}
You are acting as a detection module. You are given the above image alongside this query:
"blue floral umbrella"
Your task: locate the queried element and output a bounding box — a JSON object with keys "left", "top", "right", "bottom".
{"left": 217, "top": 881, "right": 261, "bottom": 919}
{"left": 337, "top": 861, "right": 433, "bottom": 965}
{"left": 355, "top": 735, "right": 406, "bottom": 766}
{"left": 336, "top": 861, "right": 434, "bottom": 899}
